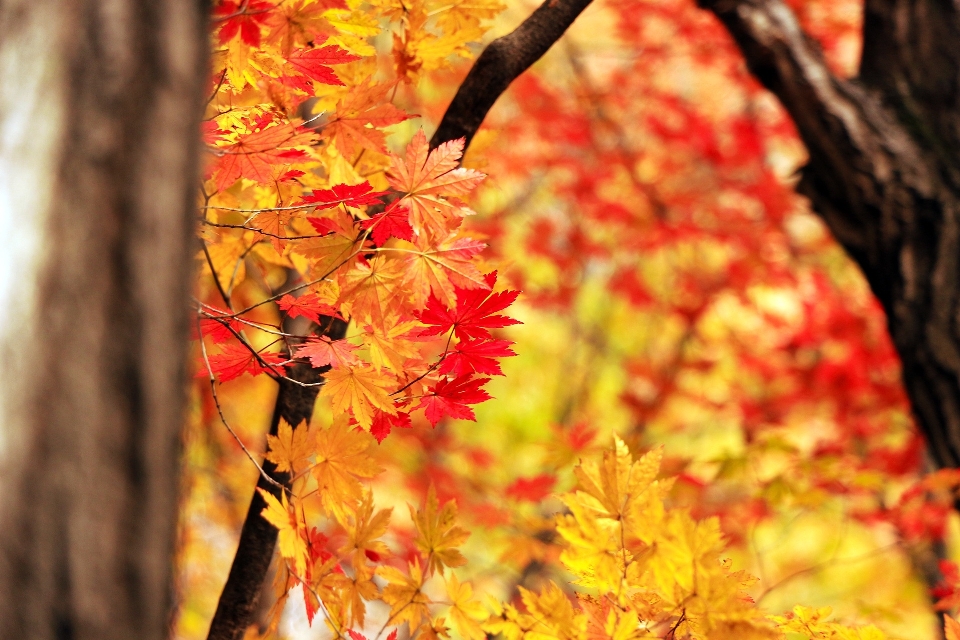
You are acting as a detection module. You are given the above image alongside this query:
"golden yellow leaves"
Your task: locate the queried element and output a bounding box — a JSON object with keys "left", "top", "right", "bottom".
{"left": 320, "top": 365, "right": 397, "bottom": 430}
{"left": 258, "top": 415, "right": 483, "bottom": 637}
{"left": 259, "top": 488, "right": 309, "bottom": 576}
{"left": 312, "top": 414, "right": 382, "bottom": 515}
{"left": 410, "top": 484, "right": 470, "bottom": 575}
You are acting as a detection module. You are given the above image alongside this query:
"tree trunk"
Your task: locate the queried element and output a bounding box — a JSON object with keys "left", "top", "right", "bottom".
{"left": 0, "top": 1, "right": 208, "bottom": 638}
{"left": 699, "top": 0, "right": 960, "bottom": 469}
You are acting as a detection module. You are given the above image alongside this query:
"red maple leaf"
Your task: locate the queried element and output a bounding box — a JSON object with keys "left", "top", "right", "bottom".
{"left": 193, "top": 308, "right": 242, "bottom": 343}
{"left": 439, "top": 338, "right": 516, "bottom": 377}
{"left": 298, "top": 181, "right": 389, "bottom": 210}
{"left": 278, "top": 293, "right": 339, "bottom": 324}
{"left": 360, "top": 201, "right": 414, "bottom": 246}
{"left": 370, "top": 410, "right": 412, "bottom": 443}
{"left": 417, "top": 375, "right": 491, "bottom": 426}
{"left": 285, "top": 44, "right": 360, "bottom": 86}
{"left": 294, "top": 336, "right": 360, "bottom": 369}
{"left": 505, "top": 474, "right": 557, "bottom": 502}
{"left": 199, "top": 342, "right": 287, "bottom": 382}
{"left": 215, "top": 0, "right": 274, "bottom": 47}
{"left": 417, "top": 271, "right": 521, "bottom": 341}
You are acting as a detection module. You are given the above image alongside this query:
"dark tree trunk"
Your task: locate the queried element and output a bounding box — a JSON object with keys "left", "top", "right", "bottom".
{"left": 0, "top": 1, "right": 208, "bottom": 639}
{"left": 699, "top": 0, "right": 960, "bottom": 469}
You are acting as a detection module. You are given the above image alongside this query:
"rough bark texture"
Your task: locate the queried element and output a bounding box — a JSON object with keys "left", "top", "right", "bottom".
{"left": 0, "top": 1, "right": 208, "bottom": 639}
{"left": 206, "top": 320, "right": 346, "bottom": 640}
{"left": 697, "top": 0, "right": 960, "bottom": 469}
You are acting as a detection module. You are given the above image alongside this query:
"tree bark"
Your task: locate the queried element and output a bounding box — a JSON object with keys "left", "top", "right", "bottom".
{"left": 0, "top": 1, "right": 208, "bottom": 639}
{"left": 697, "top": 0, "right": 960, "bottom": 470}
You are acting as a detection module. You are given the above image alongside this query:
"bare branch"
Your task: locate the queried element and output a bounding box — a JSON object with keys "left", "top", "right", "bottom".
{"left": 430, "top": 0, "right": 596, "bottom": 150}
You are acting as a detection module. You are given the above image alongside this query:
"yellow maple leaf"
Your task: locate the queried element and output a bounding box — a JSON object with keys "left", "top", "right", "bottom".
{"left": 320, "top": 364, "right": 397, "bottom": 429}
{"left": 311, "top": 414, "right": 383, "bottom": 515}
{"left": 265, "top": 418, "right": 313, "bottom": 474}
{"left": 336, "top": 563, "right": 380, "bottom": 627}
{"left": 258, "top": 488, "right": 309, "bottom": 577}
{"left": 378, "top": 558, "right": 431, "bottom": 630}
{"left": 519, "top": 582, "right": 586, "bottom": 640}
{"left": 428, "top": 0, "right": 504, "bottom": 34}
{"left": 445, "top": 574, "right": 487, "bottom": 640}
{"left": 362, "top": 318, "right": 421, "bottom": 372}
{"left": 387, "top": 130, "right": 485, "bottom": 239}
{"left": 409, "top": 484, "right": 470, "bottom": 576}
{"left": 335, "top": 490, "right": 392, "bottom": 569}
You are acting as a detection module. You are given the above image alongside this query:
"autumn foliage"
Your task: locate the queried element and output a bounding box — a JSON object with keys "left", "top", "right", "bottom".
{"left": 180, "top": 0, "right": 960, "bottom": 639}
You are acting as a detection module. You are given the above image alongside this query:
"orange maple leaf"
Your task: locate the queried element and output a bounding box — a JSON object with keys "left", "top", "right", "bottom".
{"left": 322, "top": 82, "right": 413, "bottom": 157}
{"left": 210, "top": 119, "right": 316, "bottom": 192}
{"left": 387, "top": 129, "right": 485, "bottom": 238}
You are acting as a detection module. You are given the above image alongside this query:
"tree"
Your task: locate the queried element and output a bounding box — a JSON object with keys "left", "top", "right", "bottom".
{"left": 0, "top": 1, "right": 208, "bottom": 639}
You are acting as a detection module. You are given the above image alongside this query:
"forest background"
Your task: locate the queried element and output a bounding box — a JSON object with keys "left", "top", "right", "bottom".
{"left": 2, "top": 0, "right": 958, "bottom": 639}
{"left": 180, "top": 0, "right": 960, "bottom": 638}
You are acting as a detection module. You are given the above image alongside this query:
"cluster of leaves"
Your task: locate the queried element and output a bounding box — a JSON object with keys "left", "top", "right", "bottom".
{"left": 176, "top": 0, "right": 960, "bottom": 639}
{"left": 265, "top": 431, "right": 904, "bottom": 640}
{"left": 200, "top": 0, "right": 515, "bottom": 441}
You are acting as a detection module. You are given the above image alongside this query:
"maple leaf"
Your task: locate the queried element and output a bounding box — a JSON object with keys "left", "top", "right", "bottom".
{"left": 298, "top": 181, "right": 389, "bottom": 210}
{"left": 248, "top": 208, "right": 298, "bottom": 253}
{"left": 430, "top": 0, "right": 505, "bottom": 34}
{"left": 295, "top": 335, "right": 360, "bottom": 369}
{"left": 196, "top": 313, "right": 242, "bottom": 343}
{"left": 947, "top": 616, "right": 960, "bottom": 640}
{"left": 409, "top": 484, "right": 470, "bottom": 575}
{"left": 285, "top": 43, "right": 360, "bottom": 86}
{"left": 338, "top": 564, "right": 380, "bottom": 628}
{"left": 445, "top": 574, "right": 487, "bottom": 640}
{"left": 259, "top": 488, "right": 309, "bottom": 577}
{"left": 337, "top": 256, "right": 404, "bottom": 332}
{"left": 417, "top": 271, "right": 521, "bottom": 341}
{"left": 215, "top": 0, "right": 274, "bottom": 47}
{"left": 401, "top": 234, "right": 487, "bottom": 308}
{"left": 278, "top": 292, "right": 339, "bottom": 324}
{"left": 312, "top": 415, "right": 383, "bottom": 516}
{"left": 439, "top": 337, "right": 516, "bottom": 377}
{"left": 363, "top": 319, "right": 421, "bottom": 372}
{"left": 320, "top": 365, "right": 397, "bottom": 429}
{"left": 263, "top": 0, "right": 347, "bottom": 54}
{"left": 377, "top": 559, "right": 431, "bottom": 630}
{"left": 322, "top": 81, "right": 414, "bottom": 157}
{"left": 209, "top": 119, "right": 315, "bottom": 192}
{"left": 293, "top": 208, "right": 361, "bottom": 278}
{"left": 200, "top": 342, "right": 286, "bottom": 382}
{"left": 359, "top": 201, "right": 414, "bottom": 246}
{"left": 417, "top": 374, "right": 491, "bottom": 426}
{"left": 265, "top": 419, "right": 313, "bottom": 474}
{"left": 335, "top": 491, "right": 392, "bottom": 571}
{"left": 505, "top": 474, "right": 556, "bottom": 502}
{"left": 387, "top": 129, "right": 485, "bottom": 238}
{"left": 370, "top": 410, "right": 411, "bottom": 443}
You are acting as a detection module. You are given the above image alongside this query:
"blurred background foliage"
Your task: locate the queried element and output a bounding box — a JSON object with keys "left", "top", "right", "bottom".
{"left": 177, "top": 1, "right": 954, "bottom": 638}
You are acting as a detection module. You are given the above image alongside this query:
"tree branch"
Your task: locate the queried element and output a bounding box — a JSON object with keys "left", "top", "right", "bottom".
{"left": 206, "top": 319, "right": 346, "bottom": 640}
{"left": 430, "top": 0, "right": 596, "bottom": 150}
{"left": 206, "top": 2, "right": 596, "bottom": 635}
